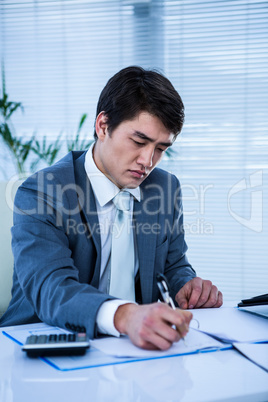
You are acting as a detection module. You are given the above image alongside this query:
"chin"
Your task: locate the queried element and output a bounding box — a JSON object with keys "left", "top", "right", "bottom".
{"left": 119, "top": 174, "right": 147, "bottom": 189}
{"left": 122, "top": 180, "right": 142, "bottom": 189}
{"left": 122, "top": 183, "right": 138, "bottom": 189}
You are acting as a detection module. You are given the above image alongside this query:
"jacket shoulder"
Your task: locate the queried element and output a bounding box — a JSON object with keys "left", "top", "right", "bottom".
{"left": 22, "top": 151, "right": 86, "bottom": 188}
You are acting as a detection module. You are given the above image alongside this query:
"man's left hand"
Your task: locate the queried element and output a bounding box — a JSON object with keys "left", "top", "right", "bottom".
{"left": 175, "top": 277, "right": 223, "bottom": 309}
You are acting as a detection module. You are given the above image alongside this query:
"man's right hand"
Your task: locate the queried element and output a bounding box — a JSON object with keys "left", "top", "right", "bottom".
{"left": 114, "top": 302, "right": 192, "bottom": 350}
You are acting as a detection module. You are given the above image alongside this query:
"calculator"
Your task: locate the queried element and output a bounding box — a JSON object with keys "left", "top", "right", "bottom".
{"left": 22, "top": 333, "right": 90, "bottom": 357}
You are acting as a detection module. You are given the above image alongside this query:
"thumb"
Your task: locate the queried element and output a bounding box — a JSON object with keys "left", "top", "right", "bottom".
{"left": 176, "top": 290, "right": 188, "bottom": 309}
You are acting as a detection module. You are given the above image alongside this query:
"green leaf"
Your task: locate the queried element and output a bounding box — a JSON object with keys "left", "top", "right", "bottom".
{"left": 165, "top": 147, "right": 177, "bottom": 158}
{"left": 77, "top": 113, "right": 87, "bottom": 133}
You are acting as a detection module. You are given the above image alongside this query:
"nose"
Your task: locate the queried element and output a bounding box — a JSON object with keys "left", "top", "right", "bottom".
{"left": 137, "top": 147, "right": 154, "bottom": 169}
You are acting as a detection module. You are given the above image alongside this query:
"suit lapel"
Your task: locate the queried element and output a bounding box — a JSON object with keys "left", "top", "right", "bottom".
{"left": 134, "top": 181, "right": 159, "bottom": 304}
{"left": 73, "top": 152, "right": 160, "bottom": 299}
{"left": 73, "top": 153, "right": 101, "bottom": 288}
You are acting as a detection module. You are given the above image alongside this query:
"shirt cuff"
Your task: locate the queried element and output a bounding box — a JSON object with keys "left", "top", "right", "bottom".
{"left": 96, "top": 299, "right": 135, "bottom": 337}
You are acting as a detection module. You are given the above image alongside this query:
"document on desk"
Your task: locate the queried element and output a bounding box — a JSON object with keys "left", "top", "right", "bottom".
{"left": 2, "top": 323, "right": 230, "bottom": 371}
{"left": 233, "top": 342, "right": 268, "bottom": 373}
{"left": 238, "top": 304, "right": 268, "bottom": 319}
{"left": 90, "top": 328, "right": 228, "bottom": 358}
{"left": 191, "top": 307, "right": 268, "bottom": 343}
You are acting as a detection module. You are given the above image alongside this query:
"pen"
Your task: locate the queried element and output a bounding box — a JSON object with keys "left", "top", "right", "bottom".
{"left": 156, "top": 273, "right": 187, "bottom": 344}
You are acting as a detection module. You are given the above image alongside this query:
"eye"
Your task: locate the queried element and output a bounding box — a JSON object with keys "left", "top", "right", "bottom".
{"left": 157, "top": 147, "right": 166, "bottom": 153}
{"left": 133, "top": 140, "right": 145, "bottom": 146}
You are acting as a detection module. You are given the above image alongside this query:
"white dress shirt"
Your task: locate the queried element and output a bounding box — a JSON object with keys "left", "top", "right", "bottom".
{"left": 84, "top": 144, "right": 140, "bottom": 336}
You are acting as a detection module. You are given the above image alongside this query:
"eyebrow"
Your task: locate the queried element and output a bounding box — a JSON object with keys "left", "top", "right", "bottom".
{"left": 133, "top": 131, "right": 173, "bottom": 147}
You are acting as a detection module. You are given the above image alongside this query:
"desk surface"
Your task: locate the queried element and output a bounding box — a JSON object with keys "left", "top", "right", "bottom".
{"left": 1, "top": 323, "right": 268, "bottom": 402}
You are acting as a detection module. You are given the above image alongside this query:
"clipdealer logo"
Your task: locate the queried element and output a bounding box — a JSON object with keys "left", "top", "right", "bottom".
{"left": 227, "top": 170, "right": 263, "bottom": 233}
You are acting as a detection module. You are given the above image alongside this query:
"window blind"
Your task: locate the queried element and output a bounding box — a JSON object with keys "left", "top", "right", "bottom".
{"left": 0, "top": 0, "right": 267, "bottom": 301}
{"left": 0, "top": 0, "right": 147, "bottom": 135}
{"left": 160, "top": 0, "right": 268, "bottom": 301}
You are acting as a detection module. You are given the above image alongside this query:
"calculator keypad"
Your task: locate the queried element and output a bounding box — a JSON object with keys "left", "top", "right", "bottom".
{"left": 23, "top": 332, "right": 90, "bottom": 357}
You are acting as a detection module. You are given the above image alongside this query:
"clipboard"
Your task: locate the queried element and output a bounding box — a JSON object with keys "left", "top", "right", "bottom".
{"left": 2, "top": 323, "right": 231, "bottom": 371}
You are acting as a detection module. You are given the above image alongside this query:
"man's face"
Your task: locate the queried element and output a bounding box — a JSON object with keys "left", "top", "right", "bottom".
{"left": 93, "top": 111, "right": 174, "bottom": 189}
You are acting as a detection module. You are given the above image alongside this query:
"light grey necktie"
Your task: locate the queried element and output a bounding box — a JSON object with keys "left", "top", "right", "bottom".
{"left": 109, "top": 191, "right": 135, "bottom": 301}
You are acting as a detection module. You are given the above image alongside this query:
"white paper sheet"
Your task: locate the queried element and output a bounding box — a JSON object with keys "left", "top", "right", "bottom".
{"left": 233, "top": 342, "right": 268, "bottom": 372}
{"left": 90, "top": 329, "right": 227, "bottom": 358}
{"left": 190, "top": 307, "right": 268, "bottom": 343}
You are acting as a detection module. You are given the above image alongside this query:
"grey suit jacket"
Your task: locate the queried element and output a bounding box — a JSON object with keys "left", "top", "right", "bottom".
{"left": 0, "top": 151, "right": 195, "bottom": 338}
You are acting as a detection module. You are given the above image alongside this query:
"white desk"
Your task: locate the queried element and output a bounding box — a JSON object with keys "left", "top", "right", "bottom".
{"left": 0, "top": 323, "right": 268, "bottom": 402}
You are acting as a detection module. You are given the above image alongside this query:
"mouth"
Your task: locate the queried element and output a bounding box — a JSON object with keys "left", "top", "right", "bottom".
{"left": 129, "top": 169, "right": 146, "bottom": 179}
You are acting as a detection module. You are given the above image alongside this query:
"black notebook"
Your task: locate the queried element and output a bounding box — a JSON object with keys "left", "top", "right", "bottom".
{"left": 238, "top": 293, "right": 268, "bottom": 319}
{"left": 238, "top": 293, "right": 268, "bottom": 307}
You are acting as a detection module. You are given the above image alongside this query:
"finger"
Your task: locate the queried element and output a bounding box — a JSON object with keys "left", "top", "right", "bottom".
{"left": 186, "top": 277, "right": 204, "bottom": 308}
{"left": 155, "top": 321, "right": 181, "bottom": 343}
{"left": 154, "top": 304, "right": 191, "bottom": 340}
{"left": 197, "top": 285, "right": 217, "bottom": 308}
{"left": 174, "top": 310, "right": 192, "bottom": 339}
{"left": 134, "top": 304, "right": 188, "bottom": 349}
{"left": 176, "top": 282, "right": 192, "bottom": 309}
{"left": 164, "top": 308, "right": 192, "bottom": 338}
{"left": 176, "top": 293, "right": 189, "bottom": 309}
{"left": 144, "top": 331, "right": 174, "bottom": 351}
{"left": 215, "top": 291, "right": 223, "bottom": 307}
{"left": 154, "top": 315, "right": 191, "bottom": 347}
{"left": 136, "top": 338, "right": 167, "bottom": 351}
{"left": 194, "top": 280, "right": 213, "bottom": 308}
{"left": 198, "top": 287, "right": 223, "bottom": 308}
{"left": 181, "top": 309, "right": 193, "bottom": 325}
{"left": 177, "top": 299, "right": 188, "bottom": 310}
{"left": 136, "top": 318, "right": 177, "bottom": 350}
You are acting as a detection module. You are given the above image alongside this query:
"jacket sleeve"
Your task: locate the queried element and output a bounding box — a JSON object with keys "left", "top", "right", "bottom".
{"left": 162, "top": 175, "right": 196, "bottom": 303}
{"left": 11, "top": 171, "right": 115, "bottom": 339}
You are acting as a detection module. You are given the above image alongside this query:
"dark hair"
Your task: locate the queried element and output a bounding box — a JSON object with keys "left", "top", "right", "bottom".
{"left": 94, "top": 66, "right": 184, "bottom": 141}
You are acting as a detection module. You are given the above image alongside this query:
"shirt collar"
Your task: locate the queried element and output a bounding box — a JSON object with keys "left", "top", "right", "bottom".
{"left": 84, "top": 143, "right": 141, "bottom": 207}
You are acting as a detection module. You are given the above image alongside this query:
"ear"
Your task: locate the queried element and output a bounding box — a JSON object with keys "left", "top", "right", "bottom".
{"left": 95, "top": 111, "right": 108, "bottom": 141}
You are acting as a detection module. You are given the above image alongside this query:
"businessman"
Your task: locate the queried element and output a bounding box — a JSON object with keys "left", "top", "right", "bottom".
{"left": 0, "top": 66, "right": 222, "bottom": 350}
